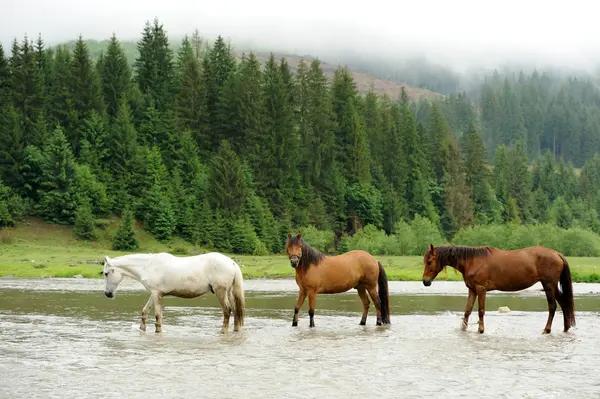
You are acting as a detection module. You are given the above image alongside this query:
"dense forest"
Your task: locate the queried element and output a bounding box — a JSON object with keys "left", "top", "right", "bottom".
{"left": 3, "top": 18, "right": 600, "bottom": 256}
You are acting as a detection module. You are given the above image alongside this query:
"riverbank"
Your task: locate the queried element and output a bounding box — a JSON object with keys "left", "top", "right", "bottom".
{"left": 1, "top": 218, "right": 600, "bottom": 282}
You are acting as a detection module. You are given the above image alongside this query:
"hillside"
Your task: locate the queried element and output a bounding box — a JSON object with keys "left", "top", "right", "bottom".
{"left": 60, "top": 38, "right": 442, "bottom": 101}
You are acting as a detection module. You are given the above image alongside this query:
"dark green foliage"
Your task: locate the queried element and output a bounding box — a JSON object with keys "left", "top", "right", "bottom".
{"left": 100, "top": 34, "right": 131, "bottom": 119}
{"left": 143, "top": 182, "right": 175, "bottom": 242}
{"left": 73, "top": 198, "right": 97, "bottom": 240}
{"left": 0, "top": 104, "right": 24, "bottom": 189}
{"left": 3, "top": 23, "right": 600, "bottom": 254}
{"left": 134, "top": 18, "right": 174, "bottom": 111}
{"left": 112, "top": 206, "right": 139, "bottom": 251}
{"left": 207, "top": 140, "right": 248, "bottom": 219}
{"left": 37, "top": 127, "right": 79, "bottom": 224}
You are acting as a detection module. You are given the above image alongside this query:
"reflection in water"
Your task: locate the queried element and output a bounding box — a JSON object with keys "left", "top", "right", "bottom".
{"left": 1, "top": 279, "right": 600, "bottom": 398}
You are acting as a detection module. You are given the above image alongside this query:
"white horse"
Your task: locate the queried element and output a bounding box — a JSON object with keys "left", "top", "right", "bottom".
{"left": 102, "top": 252, "right": 245, "bottom": 334}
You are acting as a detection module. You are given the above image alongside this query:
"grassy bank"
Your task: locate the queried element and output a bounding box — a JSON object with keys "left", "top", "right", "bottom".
{"left": 1, "top": 218, "right": 600, "bottom": 282}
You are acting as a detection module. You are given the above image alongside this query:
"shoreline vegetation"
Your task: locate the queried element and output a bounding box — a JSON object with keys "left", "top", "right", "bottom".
{"left": 2, "top": 219, "right": 599, "bottom": 283}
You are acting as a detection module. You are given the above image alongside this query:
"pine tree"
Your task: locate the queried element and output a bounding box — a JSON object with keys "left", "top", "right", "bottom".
{"left": 0, "top": 44, "right": 9, "bottom": 108}
{"left": 461, "top": 122, "right": 498, "bottom": 222}
{"left": 73, "top": 198, "right": 97, "bottom": 240}
{"left": 48, "top": 45, "right": 76, "bottom": 132}
{"left": 9, "top": 36, "right": 45, "bottom": 147}
{"left": 207, "top": 140, "right": 248, "bottom": 219}
{"left": 143, "top": 182, "right": 175, "bottom": 242}
{"left": 69, "top": 36, "right": 105, "bottom": 153}
{"left": 0, "top": 104, "right": 24, "bottom": 190}
{"left": 331, "top": 67, "right": 370, "bottom": 184}
{"left": 100, "top": 34, "right": 131, "bottom": 119}
{"left": 37, "top": 126, "right": 79, "bottom": 224}
{"left": 112, "top": 206, "right": 139, "bottom": 251}
{"left": 174, "top": 36, "right": 203, "bottom": 136}
{"left": 199, "top": 35, "right": 236, "bottom": 152}
{"left": 134, "top": 18, "right": 175, "bottom": 111}
{"left": 107, "top": 97, "right": 137, "bottom": 184}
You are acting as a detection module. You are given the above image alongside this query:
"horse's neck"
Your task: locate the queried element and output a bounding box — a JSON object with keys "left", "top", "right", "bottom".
{"left": 112, "top": 255, "right": 152, "bottom": 281}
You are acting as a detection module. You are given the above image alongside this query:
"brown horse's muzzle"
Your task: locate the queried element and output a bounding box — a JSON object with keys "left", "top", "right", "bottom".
{"left": 289, "top": 255, "right": 300, "bottom": 268}
{"left": 422, "top": 279, "right": 432, "bottom": 287}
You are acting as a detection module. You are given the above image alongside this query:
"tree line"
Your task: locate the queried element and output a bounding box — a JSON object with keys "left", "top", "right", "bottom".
{"left": 2, "top": 18, "right": 600, "bottom": 256}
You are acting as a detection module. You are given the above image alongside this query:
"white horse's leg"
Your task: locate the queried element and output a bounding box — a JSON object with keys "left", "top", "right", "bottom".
{"left": 215, "top": 286, "right": 231, "bottom": 334}
{"left": 228, "top": 288, "right": 239, "bottom": 332}
{"left": 152, "top": 293, "right": 164, "bottom": 334}
{"left": 140, "top": 295, "right": 154, "bottom": 331}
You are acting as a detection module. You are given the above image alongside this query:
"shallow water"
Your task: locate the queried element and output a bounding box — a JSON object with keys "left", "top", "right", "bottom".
{"left": 1, "top": 278, "right": 600, "bottom": 398}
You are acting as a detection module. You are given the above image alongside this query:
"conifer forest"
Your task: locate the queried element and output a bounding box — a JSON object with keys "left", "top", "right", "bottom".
{"left": 3, "top": 18, "right": 600, "bottom": 256}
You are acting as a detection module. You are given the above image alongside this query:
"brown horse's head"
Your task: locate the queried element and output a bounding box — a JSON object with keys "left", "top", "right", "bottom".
{"left": 285, "top": 233, "right": 303, "bottom": 268}
{"left": 422, "top": 243, "right": 442, "bottom": 286}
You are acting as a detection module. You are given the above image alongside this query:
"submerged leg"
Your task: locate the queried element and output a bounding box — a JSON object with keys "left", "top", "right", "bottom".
{"left": 357, "top": 286, "right": 370, "bottom": 326}
{"left": 308, "top": 290, "right": 317, "bottom": 328}
{"left": 542, "top": 282, "right": 557, "bottom": 334}
{"left": 215, "top": 286, "right": 232, "bottom": 334}
{"left": 153, "top": 293, "right": 164, "bottom": 334}
{"left": 462, "top": 289, "right": 477, "bottom": 331}
{"left": 292, "top": 290, "right": 307, "bottom": 327}
{"left": 367, "top": 285, "right": 382, "bottom": 326}
{"left": 140, "top": 295, "right": 154, "bottom": 332}
{"left": 555, "top": 288, "right": 570, "bottom": 332}
{"left": 476, "top": 286, "right": 486, "bottom": 334}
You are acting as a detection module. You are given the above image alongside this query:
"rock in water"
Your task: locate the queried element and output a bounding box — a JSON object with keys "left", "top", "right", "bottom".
{"left": 498, "top": 306, "right": 511, "bottom": 313}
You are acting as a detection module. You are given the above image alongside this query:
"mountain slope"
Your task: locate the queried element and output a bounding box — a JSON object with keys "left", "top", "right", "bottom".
{"left": 60, "top": 39, "right": 443, "bottom": 101}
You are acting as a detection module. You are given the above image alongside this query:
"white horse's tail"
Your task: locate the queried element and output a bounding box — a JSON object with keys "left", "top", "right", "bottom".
{"left": 232, "top": 264, "right": 245, "bottom": 327}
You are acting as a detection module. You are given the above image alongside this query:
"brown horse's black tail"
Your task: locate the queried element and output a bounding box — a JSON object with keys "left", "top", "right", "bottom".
{"left": 378, "top": 262, "right": 391, "bottom": 325}
{"left": 558, "top": 254, "right": 576, "bottom": 330}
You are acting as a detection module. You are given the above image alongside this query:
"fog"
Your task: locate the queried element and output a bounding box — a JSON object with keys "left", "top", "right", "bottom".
{"left": 1, "top": 0, "right": 598, "bottom": 72}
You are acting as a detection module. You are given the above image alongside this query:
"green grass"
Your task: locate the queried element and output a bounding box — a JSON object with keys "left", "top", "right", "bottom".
{"left": 1, "top": 217, "right": 600, "bottom": 282}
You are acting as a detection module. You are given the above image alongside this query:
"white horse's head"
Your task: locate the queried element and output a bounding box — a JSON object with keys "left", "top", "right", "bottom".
{"left": 103, "top": 256, "right": 124, "bottom": 298}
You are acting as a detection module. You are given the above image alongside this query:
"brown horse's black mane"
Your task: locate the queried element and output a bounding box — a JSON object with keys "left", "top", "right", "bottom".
{"left": 433, "top": 245, "right": 492, "bottom": 267}
{"left": 287, "top": 236, "right": 325, "bottom": 269}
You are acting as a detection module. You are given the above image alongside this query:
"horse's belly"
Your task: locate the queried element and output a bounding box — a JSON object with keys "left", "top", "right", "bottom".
{"left": 163, "top": 281, "right": 210, "bottom": 298}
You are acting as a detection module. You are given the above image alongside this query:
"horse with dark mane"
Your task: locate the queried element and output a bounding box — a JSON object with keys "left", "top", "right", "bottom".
{"left": 285, "top": 233, "right": 391, "bottom": 327}
{"left": 422, "top": 244, "right": 575, "bottom": 334}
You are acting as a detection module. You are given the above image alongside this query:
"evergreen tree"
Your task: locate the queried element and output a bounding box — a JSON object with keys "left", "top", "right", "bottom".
{"left": 73, "top": 198, "right": 97, "bottom": 240}
{"left": 199, "top": 35, "right": 236, "bottom": 151}
{"left": 100, "top": 34, "right": 131, "bottom": 119}
{"left": 9, "top": 36, "right": 45, "bottom": 147}
{"left": 0, "top": 104, "right": 24, "bottom": 189}
{"left": 37, "top": 126, "right": 79, "bottom": 224}
{"left": 207, "top": 140, "right": 248, "bottom": 219}
{"left": 48, "top": 45, "right": 76, "bottom": 132}
{"left": 112, "top": 206, "right": 139, "bottom": 251}
{"left": 134, "top": 18, "right": 174, "bottom": 111}
{"left": 174, "top": 36, "right": 203, "bottom": 136}
{"left": 331, "top": 67, "right": 370, "bottom": 184}
{"left": 69, "top": 36, "right": 105, "bottom": 153}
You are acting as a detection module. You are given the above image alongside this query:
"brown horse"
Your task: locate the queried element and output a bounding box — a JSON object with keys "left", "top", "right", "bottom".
{"left": 422, "top": 244, "right": 575, "bottom": 334}
{"left": 285, "top": 233, "right": 391, "bottom": 327}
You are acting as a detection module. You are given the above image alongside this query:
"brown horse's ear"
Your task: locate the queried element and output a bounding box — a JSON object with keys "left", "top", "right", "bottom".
{"left": 297, "top": 232, "right": 302, "bottom": 239}
{"left": 287, "top": 233, "right": 292, "bottom": 239}
{"left": 429, "top": 244, "right": 435, "bottom": 253}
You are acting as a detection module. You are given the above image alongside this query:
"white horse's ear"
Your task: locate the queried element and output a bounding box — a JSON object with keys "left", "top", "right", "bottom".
{"left": 104, "top": 256, "right": 111, "bottom": 264}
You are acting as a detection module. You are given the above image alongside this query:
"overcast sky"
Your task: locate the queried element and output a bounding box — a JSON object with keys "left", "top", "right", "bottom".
{"left": 1, "top": 0, "right": 598, "bottom": 70}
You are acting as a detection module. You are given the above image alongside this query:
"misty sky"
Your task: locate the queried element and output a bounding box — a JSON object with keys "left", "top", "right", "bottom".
{"left": 1, "top": 0, "right": 598, "bottom": 70}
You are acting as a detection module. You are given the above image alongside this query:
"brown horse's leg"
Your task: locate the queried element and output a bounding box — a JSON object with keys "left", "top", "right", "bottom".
{"left": 357, "top": 286, "right": 370, "bottom": 325}
{"left": 308, "top": 290, "right": 317, "bottom": 328}
{"left": 292, "top": 290, "right": 307, "bottom": 327}
{"left": 476, "top": 287, "right": 486, "bottom": 334}
{"left": 462, "top": 289, "right": 477, "bottom": 331}
{"left": 367, "top": 286, "right": 382, "bottom": 326}
{"left": 542, "top": 282, "right": 557, "bottom": 334}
